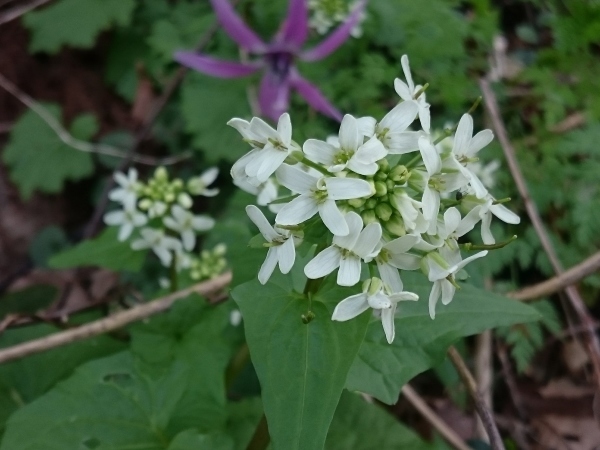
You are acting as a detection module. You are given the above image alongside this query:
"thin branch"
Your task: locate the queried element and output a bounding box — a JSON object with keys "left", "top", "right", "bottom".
{"left": 479, "top": 77, "right": 600, "bottom": 387}
{"left": 447, "top": 346, "right": 505, "bottom": 450}
{"left": 0, "top": 0, "right": 50, "bottom": 25}
{"left": 0, "top": 272, "right": 232, "bottom": 365}
{"left": 0, "top": 72, "right": 191, "bottom": 166}
{"left": 509, "top": 250, "right": 600, "bottom": 301}
{"left": 402, "top": 384, "right": 472, "bottom": 450}
{"left": 474, "top": 330, "right": 493, "bottom": 442}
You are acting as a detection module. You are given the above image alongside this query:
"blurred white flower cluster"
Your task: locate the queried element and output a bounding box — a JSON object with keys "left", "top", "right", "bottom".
{"left": 229, "top": 55, "right": 520, "bottom": 343}
{"left": 308, "top": 0, "right": 364, "bottom": 37}
{"left": 104, "top": 166, "right": 219, "bottom": 274}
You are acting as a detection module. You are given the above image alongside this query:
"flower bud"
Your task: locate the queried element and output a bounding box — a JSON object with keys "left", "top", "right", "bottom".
{"left": 154, "top": 166, "right": 168, "bottom": 182}
{"left": 374, "top": 181, "right": 388, "bottom": 197}
{"left": 138, "top": 198, "right": 152, "bottom": 210}
{"left": 384, "top": 214, "right": 406, "bottom": 237}
{"left": 365, "top": 198, "right": 378, "bottom": 209}
{"left": 377, "top": 158, "right": 390, "bottom": 172}
{"left": 177, "top": 192, "right": 193, "bottom": 209}
{"left": 172, "top": 179, "right": 184, "bottom": 189}
{"left": 374, "top": 171, "right": 388, "bottom": 181}
{"left": 286, "top": 150, "right": 304, "bottom": 164}
{"left": 375, "top": 203, "right": 393, "bottom": 221}
{"left": 366, "top": 277, "right": 383, "bottom": 296}
{"left": 389, "top": 165, "right": 410, "bottom": 183}
{"left": 386, "top": 179, "right": 396, "bottom": 191}
{"left": 361, "top": 209, "right": 378, "bottom": 225}
{"left": 347, "top": 197, "right": 366, "bottom": 208}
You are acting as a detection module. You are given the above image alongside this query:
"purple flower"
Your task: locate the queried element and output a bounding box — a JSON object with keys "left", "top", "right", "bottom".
{"left": 174, "top": 0, "right": 366, "bottom": 122}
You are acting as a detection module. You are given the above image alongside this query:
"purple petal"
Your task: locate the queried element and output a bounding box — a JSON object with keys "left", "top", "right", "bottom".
{"left": 278, "top": 0, "right": 309, "bottom": 48}
{"left": 209, "top": 0, "right": 265, "bottom": 52}
{"left": 289, "top": 70, "right": 342, "bottom": 121}
{"left": 258, "top": 72, "right": 291, "bottom": 122}
{"left": 174, "top": 52, "right": 260, "bottom": 78}
{"left": 299, "top": 0, "right": 366, "bottom": 62}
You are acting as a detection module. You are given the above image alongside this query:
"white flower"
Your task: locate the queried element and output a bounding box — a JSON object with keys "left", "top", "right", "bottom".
{"left": 457, "top": 195, "right": 520, "bottom": 244}
{"left": 234, "top": 177, "right": 279, "bottom": 206}
{"left": 332, "top": 277, "right": 418, "bottom": 344}
{"left": 275, "top": 163, "right": 372, "bottom": 236}
{"left": 389, "top": 189, "right": 423, "bottom": 232}
{"left": 394, "top": 55, "right": 431, "bottom": 133}
{"left": 466, "top": 160, "right": 500, "bottom": 190}
{"left": 145, "top": 200, "right": 168, "bottom": 218}
{"left": 304, "top": 212, "right": 381, "bottom": 286}
{"left": 426, "top": 249, "right": 488, "bottom": 319}
{"left": 103, "top": 207, "right": 147, "bottom": 241}
{"left": 374, "top": 234, "right": 421, "bottom": 293}
{"left": 188, "top": 167, "right": 219, "bottom": 197}
{"left": 444, "top": 114, "right": 494, "bottom": 199}
{"left": 163, "top": 205, "right": 215, "bottom": 251}
{"left": 108, "top": 168, "right": 140, "bottom": 209}
{"left": 303, "top": 114, "right": 387, "bottom": 176}
{"left": 237, "top": 114, "right": 294, "bottom": 183}
{"left": 374, "top": 101, "right": 420, "bottom": 153}
{"left": 131, "top": 228, "right": 182, "bottom": 267}
{"left": 246, "top": 205, "right": 296, "bottom": 284}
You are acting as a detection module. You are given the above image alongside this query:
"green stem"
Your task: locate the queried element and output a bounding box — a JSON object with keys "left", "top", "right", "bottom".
{"left": 461, "top": 235, "right": 518, "bottom": 251}
{"left": 169, "top": 253, "right": 178, "bottom": 293}
{"left": 404, "top": 154, "right": 422, "bottom": 169}
{"left": 300, "top": 156, "right": 330, "bottom": 176}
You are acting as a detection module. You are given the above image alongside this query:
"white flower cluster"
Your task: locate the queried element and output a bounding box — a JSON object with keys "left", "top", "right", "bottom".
{"left": 104, "top": 166, "right": 218, "bottom": 269}
{"left": 308, "top": 0, "right": 364, "bottom": 37}
{"left": 229, "top": 55, "right": 520, "bottom": 343}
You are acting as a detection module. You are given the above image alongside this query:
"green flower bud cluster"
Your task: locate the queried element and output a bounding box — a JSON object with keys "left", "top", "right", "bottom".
{"left": 138, "top": 166, "right": 193, "bottom": 212}
{"left": 189, "top": 244, "right": 228, "bottom": 281}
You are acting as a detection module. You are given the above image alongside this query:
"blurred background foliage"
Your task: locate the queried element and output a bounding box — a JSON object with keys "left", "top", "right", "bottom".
{"left": 1, "top": 0, "right": 600, "bottom": 448}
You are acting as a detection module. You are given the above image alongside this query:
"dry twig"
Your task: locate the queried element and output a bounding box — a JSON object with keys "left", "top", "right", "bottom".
{"left": 479, "top": 77, "right": 600, "bottom": 388}
{"left": 0, "top": 0, "right": 51, "bottom": 25}
{"left": 0, "top": 272, "right": 232, "bottom": 365}
{"left": 402, "top": 384, "right": 472, "bottom": 450}
{"left": 448, "top": 346, "right": 505, "bottom": 450}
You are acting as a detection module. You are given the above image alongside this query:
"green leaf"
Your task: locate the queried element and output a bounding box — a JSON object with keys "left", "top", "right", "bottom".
{"left": 2, "top": 106, "right": 96, "bottom": 199}
{"left": 49, "top": 227, "right": 145, "bottom": 272}
{"left": 326, "top": 392, "right": 436, "bottom": 449}
{"left": 345, "top": 272, "right": 541, "bottom": 404}
{"left": 0, "top": 299, "right": 234, "bottom": 449}
{"left": 232, "top": 279, "right": 371, "bottom": 450}
{"left": 180, "top": 74, "right": 252, "bottom": 164}
{"left": 23, "top": 0, "right": 136, "bottom": 53}
{"left": 167, "top": 430, "right": 234, "bottom": 450}
{"left": 0, "top": 320, "right": 124, "bottom": 438}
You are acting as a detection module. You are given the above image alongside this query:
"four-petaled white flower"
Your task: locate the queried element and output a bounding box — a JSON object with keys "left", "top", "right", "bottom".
{"left": 374, "top": 100, "right": 420, "bottom": 154}
{"left": 304, "top": 212, "right": 381, "bottom": 286}
{"left": 108, "top": 168, "right": 140, "bottom": 209}
{"left": 303, "top": 114, "right": 387, "bottom": 175}
{"left": 188, "top": 167, "right": 220, "bottom": 197}
{"left": 246, "top": 205, "right": 296, "bottom": 285}
{"left": 394, "top": 55, "right": 431, "bottom": 133}
{"left": 275, "top": 163, "right": 372, "bottom": 236}
{"left": 444, "top": 114, "right": 494, "bottom": 199}
{"left": 457, "top": 195, "right": 521, "bottom": 244}
{"left": 163, "top": 205, "right": 215, "bottom": 251}
{"left": 131, "top": 228, "right": 183, "bottom": 267}
{"left": 332, "top": 277, "right": 418, "bottom": 343}
{"left": 103, "top": 207, "right": 147, "bottom": 241}
{"left": 373, "top": 234, "right": 421, "bottom": 293}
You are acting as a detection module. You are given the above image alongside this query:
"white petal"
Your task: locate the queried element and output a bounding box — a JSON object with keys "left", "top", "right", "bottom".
{"left": 452, "top": 250, "right": 488, "bottom": 273}
{"left": 480, "top": 211, "right": 495, "bottom": 245}
{"left": 339, "top": 114, "right": 361, "bottom": 151}
{"left": 132, "top": 212, "right": 147, "bottom": 227}
{"left": 250, "top": 117, "right": 279, "bottom": 140}
{"left": 354, "top": 136, "right": 387, "bottom": 164}
{"left": 418, "top": 103, "right": 431, "bottom": 134}
{"left": 277, "top": 113, "right": 292, "bottom": 146}
{"left": 389, "top": 291, "right": 419, "bottom": 302}
{"left": 381, "top": 306, "right": 396, "bottom": 344}
{"left": 427, "top": 254, "right": 451, "bottom": 282}
{"left": 418, "top": 136, "right": 442, "bottom": 176}
{"left": 422, "top": 186, "right": 440, "bottom": 222}
{"left": 337, "top": 255, "right": 361, "bottom": 286}
{"left": 385, "top": 131, "right": 421, "bottom": 154}
{"left": 200, "top": 167, "right": 219, "bottom": 186}
{"left": 346, "top": 159, "right": 378, "bottom": 176}
{"left": 277, "top": 237, "right": 296, "bottom": 274}
{"left": 394, "top": 78, "right": 412, "bottom": 101}
{"left": 384, "top": 234, "right": 419, "bottom": 254}
{"left": 353, "top": 223, "right": 382, "bottom": 258}
{"left": 468, "top": 173, "right": 489, "bottom": 199}
{"left": 441, "top": 279, "right": 456, "bottom": 305}
{"left": 275, "top": 194, "right": 318, "bottom": 225}
{"left": 114, "top": 172, "right": 129, "bottom": 187}
{"left": 256, "top": 148, "right": 288, "bottom": 182}
{"left": 118, "top": 223, "right": 133, "bottom": 241}
{"left": 182, "top": 230, "right": 195, "bottom": 251}
{"left": 326, "top": 177, "right": 372, "bottom": 200}
{"left": 389, "top": 253, "right": 421, "bottom": 270}
{"left": 443, "top": 207, "right": 461, "bottom": 237}
{"left": 154, "top": 246, "right": 173, "bottom": 267}
{"left": 318, "top": 199, "right": 349, "bottom": 236}
{"left": 452, "top": 114, "right": 473, "bottom": 156}
{"left": 356, "top": 116, "right": 376, "bottom": 137}
{"left": 304, "top": 246, "right": 341, "bottom": 279}
{"left": 258, "top": 248, "right": 279, "bottom": 284}
{"left": 377, "top": 261, "right": 403, "bottom": 293}
{"left": 331, "top": 293, "right": 369, "bottom": 321}
{"left": 490, "top": 204, "right": 520, "bottom": 224}
{"left": 455, "top": 206, "right": 483, "bottom": 237}
{"left": 401, "top": 55, "right": 414, "bottom": 92}
{"left": 367, "top": 291, "right": 392, "bottom": 309}
{"left": 246, "top": 205, "right": 279, "bottom": 241}
{"left": 104, "top": 210, "right": 125, "bottom": 226}
{"left": 332, "top": 211, "right": 362, "bottom": 249}
{"left": 202, "top": 188, "right": 220, "bottom": 197}
{"left": 303, "top": 139, "right": 337, "bottom": 166}
{"left": 192, "top": 215, "right": 215, "bottom": 231}
{"left": 429, "top": 281, "right": 442, "bottom": 319}
{"left": 163, "top": 216, "right": 180, "bottom": 232}
{"left": 467, "top": 130, "right": 493, "bottom": 156}
{"left": 276, "top": 163, "right": 317, "bottom": 194}
{"left": 379, "top": 101, "right": 418, "bottom": 133}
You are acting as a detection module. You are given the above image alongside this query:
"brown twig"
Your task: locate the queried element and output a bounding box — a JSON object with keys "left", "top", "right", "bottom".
{"left": 402, "top": 384, "right": 472, "bottom": 450}
{"left": 447, "top": 346, "right": 505, "bottom": 450}
{"left": 0, "top": 272, "right": 232, "bottom": 365}
{"left": 474, "top": 330, "right": 493, "bottom": 442}
{"left": 0, "top": 0, "right": 51, "bottom": 24}
{"left": 0, "top": 72, "right": 191, "bottom": 166}
{"left": 509, "top": 250, "right": 600, "bottom": 301}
